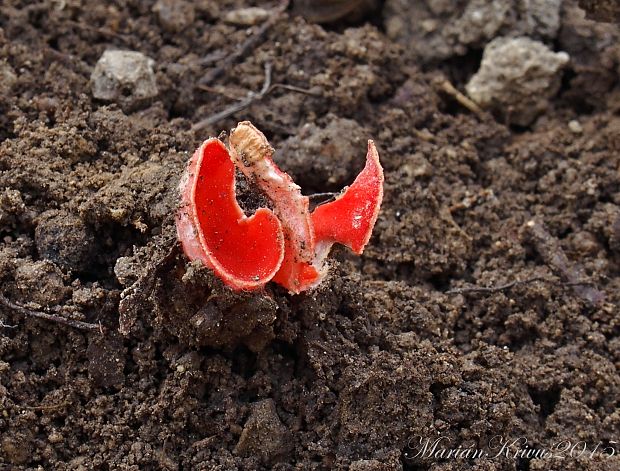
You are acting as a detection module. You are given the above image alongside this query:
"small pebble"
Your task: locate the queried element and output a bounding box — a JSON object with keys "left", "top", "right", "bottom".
{"left": 466, "top": 37, "right": 569, "bottom": 126}
{"left": 91, "top": 50, "right": 158, "bottom": 112}
{"left": 48, "top": 432, "right": 64, "bottom": 444}
{"left": 568, "top": 119, "right": 583, "bottom": 134}
{"left": 224, "top": 7, "right": 269, "bottom": 26}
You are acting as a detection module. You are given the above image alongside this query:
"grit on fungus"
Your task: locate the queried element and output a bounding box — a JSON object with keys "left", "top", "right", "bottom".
{"left": 176, "top": 122, "right": 384, "bottom": 293}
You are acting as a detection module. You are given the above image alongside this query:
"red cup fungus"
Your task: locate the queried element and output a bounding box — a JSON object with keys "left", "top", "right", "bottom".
{"left": 176, "top": 122, "right": 384, "bottom": 293}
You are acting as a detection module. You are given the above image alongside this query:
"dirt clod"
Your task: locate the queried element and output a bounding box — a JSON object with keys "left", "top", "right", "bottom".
{"left": 86, "top": 334, "right": 126, "bottom": 389}
{"left": 35, "top": 210, "right": 94, "bottom": 273}
{"left": 1, "top": 433, "right": 32, "bottom": 465}
{"left": 14, "top": 260, "right": 70, "bottom": 307}
{"left": 579, "top": 0, "right": 620, "bottom": 22}
{"left": 384, "top": 0, "right": 562, "bottom": 63}
{"left": 234, "top": 399, "right": 292, "bottom": 465}
{"left": 152, "top": 0, "right": 196, "bottom": 33}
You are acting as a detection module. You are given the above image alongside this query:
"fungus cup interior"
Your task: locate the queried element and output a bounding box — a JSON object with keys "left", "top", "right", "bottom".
{"left": 177, "top": 139, "right": 284, "bottom": 290}
{"left": 311, "top": 140, "right": 384, "bottom": 263}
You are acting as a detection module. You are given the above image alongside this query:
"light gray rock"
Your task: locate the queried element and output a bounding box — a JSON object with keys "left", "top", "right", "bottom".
{"left": 466, "top": 37, "right": 569, "bottom": 126}
{"left": 223, "top": 7, "right": 269, "bottom": 26}
{"left": 91, "top": 50, "right": 158, "bottom": 111}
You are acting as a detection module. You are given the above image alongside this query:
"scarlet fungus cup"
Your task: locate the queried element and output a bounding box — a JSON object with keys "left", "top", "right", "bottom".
{"left": 176, "top": 122, "right": 384, "bottom": 293}
{"left": 310, "top": 140, "right": 384, "bottom": 273}
{"left": 176, "top": 138, "right": 284, "bottom": 290}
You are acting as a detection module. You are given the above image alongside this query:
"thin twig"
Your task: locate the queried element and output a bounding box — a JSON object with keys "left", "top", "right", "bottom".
{"left": 308, "top": 192, "right": 337, "bottom": 210}
{"left": 192, "top": 62, "right": 273, "bottom": 131}
{"left": 0, "top": 320, "right": 17, "bottom": 329}
{"left": 268, "top": 83, "right": 320, "bottom": 96}
{"left": 199, "top": 50, "right": 228, "bottom": 67}
{"left": 446, "top": 276, "right": 599, "bottom": 296}
{"left": 198, "top": 0, "right": 290, "bottom": 86}
{"left": 65, "top": 19, "right": 130, "bottom": 42}
{"left": 196, "top": 84, "right": 242, "bottom": 100}
{"left": 525, "top": 219, "right": 606, "bottom": 305}
{"left": 434, "top": 78, "right": 485, "bottom": 119}
{"left": 0, "top": 293, "right": 101, "bottom": 332}
{"left": 445, "top": 277, "right": 548, "bottom": 295}
{"left": 193, "top": 63, "right": 319, "bottom": 131}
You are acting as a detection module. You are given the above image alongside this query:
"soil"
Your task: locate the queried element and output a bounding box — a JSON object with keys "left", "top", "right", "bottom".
{"left": 1, "top": 1, "right": 619, "bottom": 470}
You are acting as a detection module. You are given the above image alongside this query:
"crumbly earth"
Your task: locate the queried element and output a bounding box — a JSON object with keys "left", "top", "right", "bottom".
{"left": 0, "top": 1, "right": 619, "bottom": 470}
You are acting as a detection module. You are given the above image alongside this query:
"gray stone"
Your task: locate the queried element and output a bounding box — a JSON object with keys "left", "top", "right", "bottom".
{"left": 465, "top": 37, "right": 569, "bottom": 126}
{"left": 223, "top": 7, "right": 269, "bottom": 26}
{"left": 91, "top": 50, "right": 158, "bottom": 111}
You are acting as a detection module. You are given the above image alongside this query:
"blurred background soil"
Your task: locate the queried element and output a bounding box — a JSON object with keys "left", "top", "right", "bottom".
{"left": 0, "top": 0, "right": 619, "bottom": 469}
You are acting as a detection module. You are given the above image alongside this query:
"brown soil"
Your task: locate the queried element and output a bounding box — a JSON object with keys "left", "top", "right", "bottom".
{"left": 1, "top": 1, "right": 619, "bottom": 470}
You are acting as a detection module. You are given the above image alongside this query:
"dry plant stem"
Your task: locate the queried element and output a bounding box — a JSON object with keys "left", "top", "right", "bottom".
{"left": 193, "top": 63, "right": 273, "bottom": 131}
{"left": 434, "top": 78, "right": 485, "bottom": 118}
{"left": 23, "top": 401, "right": 70, "bottom": 411}
{"left": 0, "top": 320, "right": 17, "bottom": 329}
{"left": 268, "top": 83, "right": 320, "bottom": 96}
{"left": 196, "top": 84, "right": 241, "bottom": 100}
{"left": 65, "top": 19, "right": 130, "bottom": 42}
{"left": 446, "top": 276, "right": 598, "bottom": 295}
{"left": 198, "top": 0, "right": 290, "bottom": 86}
{"left": 193, "top": 65, "right": 319, "bottom": 131}
{"left": 446, "top": 276, "right": 549, "bottom": 295}
{"left": 524, "top": 219, "right": 606, "bottom": 305}
{"left": 198, "top": 83, "right": 318, "bottom": 101}
{"left": 0, "top": 293, "right": 101, "bottom": 332}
